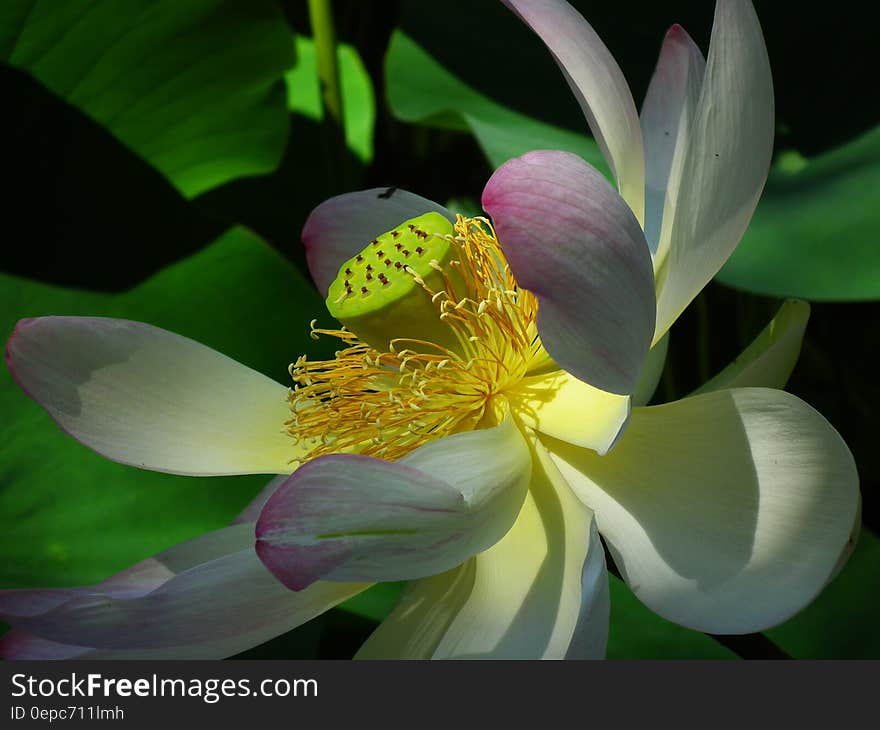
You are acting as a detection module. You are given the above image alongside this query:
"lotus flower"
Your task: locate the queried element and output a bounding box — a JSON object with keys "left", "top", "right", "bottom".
{"left": 0, "top": 0, "right": 859, "bottom": 660}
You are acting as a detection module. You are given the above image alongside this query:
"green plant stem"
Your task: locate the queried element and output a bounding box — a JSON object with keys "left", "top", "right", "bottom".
{"left": 308, "top": 0, "right": 344, "bottom": 126}
{"left": 308, "top": 0, "right": 348, "bottom": 186}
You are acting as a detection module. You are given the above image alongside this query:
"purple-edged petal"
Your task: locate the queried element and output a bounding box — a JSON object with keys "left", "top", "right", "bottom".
{"left": 303, "top": 188, "right": 453, "bottom": 294}
{"left": 0, "top": 524, "right": 365, "bottom": 657}
{"left": 548, "top": 388, "right": 860, "bottom": 633}
{"left": 6, "top": 317, "right": 299, "bottom": 476}
{"left": 256, "top": 413, "right": 531, "bottom": 590}
{"left": 0, "top": 558, "right": 173, "bottom": 619}
{"left": 355, "top": 436, "right": 608, "bottom": 659}
{"left": 641, "top": 24, "right": 706, "bottom": 253}
{"left": 502, "top": 0, "right": 644, "bottom": 222}
{"left": 0, "top": 631, "right": 92, "bottom": 660}
{"left": 0, "top": 622, "right": 324, "bottom": 661}
{"left": 483, "top": 150, "right": 655, "bottom": 395}
{"left": 652, "top": 0, "right": 774, "bottom": 341}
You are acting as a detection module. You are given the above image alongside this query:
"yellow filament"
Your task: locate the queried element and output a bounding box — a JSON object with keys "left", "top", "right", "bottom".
{"left": 286, "top": 216, "right": 542, "bottom": 463}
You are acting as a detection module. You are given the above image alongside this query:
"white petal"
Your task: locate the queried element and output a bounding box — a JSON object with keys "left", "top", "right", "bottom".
{"left": 652, "top": 0, "right": 774, "bottom": 341}
{"left": 641, "top": 25, "right": 706, "bottom": 254}
{"left": 692, "top": 299, "right": 810, "bottom": 394}
{"left": 6, "top": 317, "right": 299, "bottom": 475}
{"left": 510, "top": 369, "right": 630, "bottom": 455}
{"left": 355, "top": 437, "right": 608, "bottom": 659}
{"left": 501, "top": 0, "right": 645, "bottom": 222}
{"left": 1, "top": 524, "right": 364, "bottom": 654}
{"left": 632, "top": 334, "right": 669, "bottom": 407}
{"left": 547, "top": 388, "right": 860, "bottom": 633}
{"left": 564, "top": 517, "right": 610, "bottom": 659}
{"left": 256, "top": 414, "right": 531, "bottom": 589}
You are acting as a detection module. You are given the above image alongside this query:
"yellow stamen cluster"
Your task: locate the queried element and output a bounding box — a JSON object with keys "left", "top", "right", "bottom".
{"left": 286, "top": 216, "right": 543, "bottom": 463}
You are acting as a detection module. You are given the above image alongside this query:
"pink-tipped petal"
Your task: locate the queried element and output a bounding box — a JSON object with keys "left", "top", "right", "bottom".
{"left": 652, "top": 0, "right": 774, "bottom": 341}
{"left": 501, "top": 0, "right": 644, "bottom": 222}
{"left": 0, "top": 524, "right": 365, "bottom": 655}
{"left": 256, "top": 414, "right": 531, "bottom": 590}
{"left": 0, "top": 589, "right": 78, "bottom": 618}
{"left": 5, "top": 317, "right": 297, "bottom": 476}
{"left": 641, "top": 24, "right": 706, "bottom": 253}
{"left": 0, "top": 559, "right": 173, "bottom": 620}
{"left": 356, "top": 437, "right": 609, "bottom": 660}
{"left": 256, "top": 539, "right": 354, "bottom": 593}
{"left": 483, "top": 150, "right": 655, "bottom": 396}
{"left": 0, "top": 631, "right": 92, "bottom": 660}
{"left": 303, "top": 188, "right": 453, "bottom": 294}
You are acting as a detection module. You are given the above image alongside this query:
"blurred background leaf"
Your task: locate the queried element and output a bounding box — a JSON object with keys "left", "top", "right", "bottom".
{"left": 1, "top": 0, "right": 294, "bottom": 198}
{"left": 718, "top": 127, "right": 880, "bottom": 300}
{"left": 607, "top": 577, "right": 736, "bottom": 659}
{"left": 338, "top": 583, "right": 405, "bottom": 623}
{"left": 385, "top": 31, "right": 607, "bottom": 174}
{"left": 767, "top": 528, "right": 880, "bottom": 658}
{"left": 287, "top": 33, "right": 375, "bottom": 164}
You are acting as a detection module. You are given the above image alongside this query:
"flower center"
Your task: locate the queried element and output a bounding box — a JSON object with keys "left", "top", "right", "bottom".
{"left": 287, "top": 215, "right": 545, "bottom": 463}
